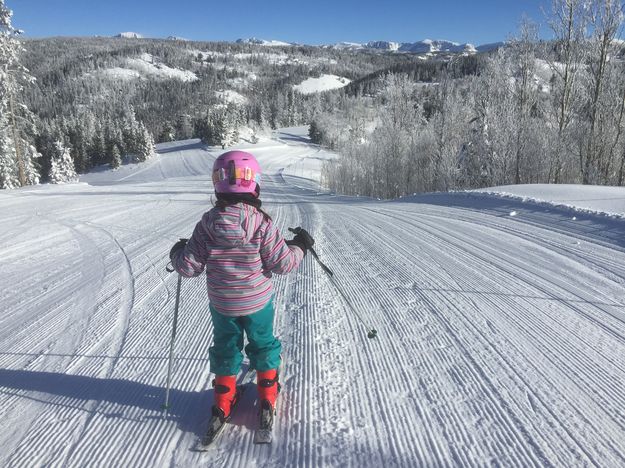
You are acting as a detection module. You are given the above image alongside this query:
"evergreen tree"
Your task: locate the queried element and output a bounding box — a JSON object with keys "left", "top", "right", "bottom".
{"left": 135, "top": 124, "right": 155, "bottom": 162}
{"left": 0, "top": 0, "right": 40, "bottom": 188}
{"left": 110, "top": 144, "right": 122, "bottom": 169}
{"left": 309, "top": 119, "right": 323, "bottom": 144}
{"left": 175, "top": 114, "right": 193, "bottom": 140}
{"left": 159, "top": 122, "right": 176, "bottom": 142}
{"left": 22, "top": 144, "right": 40, "bottom": 185}
{"left": 89, "top": 127, "right": 107, "bottom": 167}
{"left": 0, "top": 132, "right": 18, "bottom": 189}
{"left": 49, "top": 140, "right": 78, "bottom": 184}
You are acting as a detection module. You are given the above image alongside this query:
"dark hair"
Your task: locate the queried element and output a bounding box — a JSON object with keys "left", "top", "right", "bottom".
{"left": 214, "top": 191, "right": 272, "bottom": 222}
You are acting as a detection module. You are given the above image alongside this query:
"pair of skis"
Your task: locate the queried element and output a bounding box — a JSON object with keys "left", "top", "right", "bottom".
{"left": 194, "top": 367, "right": 276, "bottom": 450}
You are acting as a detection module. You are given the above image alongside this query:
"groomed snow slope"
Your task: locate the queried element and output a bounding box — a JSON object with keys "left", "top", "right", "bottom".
{"left": 1, "top": 131, "right": 625, "bottom": 467}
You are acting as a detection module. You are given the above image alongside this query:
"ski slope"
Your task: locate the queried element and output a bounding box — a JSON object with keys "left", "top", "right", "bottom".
{"left": 1, "top": 129, "right": 625, "bottom": 467}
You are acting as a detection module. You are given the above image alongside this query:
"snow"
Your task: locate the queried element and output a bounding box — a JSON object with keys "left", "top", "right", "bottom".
{"left": 98, "top": 67, "right": 142, "bottom": 81}
{"left": 2, "top": 130, "right": 625, "bottom": 466}
{"left": 92, "top": 53, "right": 198, "bottom": 83}
{"left": 472, "top": 184, "right": 625, "bottom": 218}
{"left": 293, "top": 74, "right": 351, "bottom": 94}
{"left": 329, "top": 39, "right": 479, "bottom": 54}
{"left": 215, "top": 89, "right": 247, "bottom": 105}
{"left": 236, "top": 38, "right": 293, "bottom": 47}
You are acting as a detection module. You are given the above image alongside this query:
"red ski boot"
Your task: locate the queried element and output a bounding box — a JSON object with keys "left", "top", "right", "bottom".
{"left": 254, "top": 369, "right": 280, "bottom": 444}
{"left": 257, "top": 369, "right": 280, "bottom": 408}
{"left": 212, "top": 375, "right": 237, "bottom": 420}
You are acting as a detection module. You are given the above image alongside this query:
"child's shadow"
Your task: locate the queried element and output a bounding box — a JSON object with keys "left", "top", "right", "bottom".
{"left": 0, "top": 365, "right": 259, "bottom": 439}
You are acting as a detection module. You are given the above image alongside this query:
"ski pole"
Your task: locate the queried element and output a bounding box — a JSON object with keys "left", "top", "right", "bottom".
{"left": 162, "top": 265, "right": 182, "bottom": 417}
{"left": 289, "top": 228, "right": 377, "bottom": 339}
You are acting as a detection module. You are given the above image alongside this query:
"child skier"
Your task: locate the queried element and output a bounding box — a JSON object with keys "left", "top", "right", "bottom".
{"left": 168, "top": 150, "right": 314, "bottom": 438}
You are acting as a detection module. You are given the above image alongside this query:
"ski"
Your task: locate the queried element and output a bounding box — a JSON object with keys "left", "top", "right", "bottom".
{"left": 253, "top": 399, "right": 275, "bottom": 444}
{"left": 194, "top": 366, "right": 254, "bottom": 451}
{"left": 253, "top": 358, "right": 283, "bottom": 445}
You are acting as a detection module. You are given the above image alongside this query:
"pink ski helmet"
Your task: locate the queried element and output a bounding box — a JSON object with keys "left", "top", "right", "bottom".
{"left": 212, "top": 150, "right": 261, "bottom": 195}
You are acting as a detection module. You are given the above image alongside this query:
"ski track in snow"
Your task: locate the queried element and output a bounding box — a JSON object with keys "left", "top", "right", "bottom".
{"left": 1, "top": 132, "right": 625, "bottom": 466}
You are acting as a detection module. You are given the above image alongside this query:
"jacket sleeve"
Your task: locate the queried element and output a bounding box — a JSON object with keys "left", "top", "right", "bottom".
{"left": 172, "top": 215, "right": 210, "bottom": 278}
{"left": 260, "top": 221, "right": 304, "bottom": 274}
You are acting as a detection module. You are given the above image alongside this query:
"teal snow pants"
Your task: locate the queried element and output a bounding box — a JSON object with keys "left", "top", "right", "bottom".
{"left": 208, "top": 299, "right": 282, "bottom": 376}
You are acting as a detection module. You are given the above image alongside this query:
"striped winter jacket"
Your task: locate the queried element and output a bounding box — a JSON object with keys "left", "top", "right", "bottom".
{"left": 172, "top": 202, "right": 304, "bottom": 316}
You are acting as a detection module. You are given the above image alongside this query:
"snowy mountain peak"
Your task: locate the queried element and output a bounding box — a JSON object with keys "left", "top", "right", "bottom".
{"left": 398, "top": 39, "right": 475, "bottom": 54}
{"left": 329, "top": 39, "right": 484, "bottom": 54}
{"left": 115, "top": 32, "right": 143, "bottom": 39}
{"left": 328, "top": 42, "right": 364, "bottom": 50}
{"left": 236, "top": 37, "right": 293, "bottom": 47}
{"left": 365, "top": 41, "right": 401, "bottom": 51}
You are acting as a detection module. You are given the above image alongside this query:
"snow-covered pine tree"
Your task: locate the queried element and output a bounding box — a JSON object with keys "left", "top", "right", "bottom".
{"left": 110, "top": 144, "right": 121, "bottom": 169}
{"left": 122, "top": 109, "right": 140, "bottom": 156}
{"left": 175, "top": 114, "right": 193, "bottom": 140}
{"left": 159, "top": 122, "right": 176, "bottom": 142}
{"left": 0, "top": 0, "right": 40, "bottom": 188}
{"left": 49, "top": 140, "right": 78, "bottom": 184}
{"left": 134, "top": 123, "right": 154, "bottom": 162}
{"left": 89, "top": 127, "right": 107, "bottom": 167}
{"left": 0, "top": 132, "right": 18, "bottom": 189}
{"left": 308, "top": 119, "right": 323, "bottom": 144}
{"left": 22, "top": 144, "right": 41, "bottom": 185}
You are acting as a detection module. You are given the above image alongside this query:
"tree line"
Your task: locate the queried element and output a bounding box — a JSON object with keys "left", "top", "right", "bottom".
{"left": 2, "top": 7, "right": 399, "bottom": 188}
{"left": 315, "top": 0, "right": 625, "bottom": 198}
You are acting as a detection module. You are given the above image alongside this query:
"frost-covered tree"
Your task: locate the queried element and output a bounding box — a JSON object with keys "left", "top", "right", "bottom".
{"left": 0, "top": 132, "right": 18, "bottom": 188}
{"left": 509, "top": 18, "right": 541, "bottom": 184}
{"left": 0, "top": 0, "right": 40, "bottom": 188}
{"left": 308, "top": 120, "right": 323, "bottom": 144}
{"left": 110, "top": 144, "right": 121, "bottom": 169}
{"left": 134, "top": 124, "right": 155, "bottom": 162}
{"left": 175, "top": 114, "right": 193, "bottom": 140}
{"left": 49, "top": 140, "right": 78, "bottom": 184}
{"left": 158, "top": 122, "right": 176, "bottom": 142}
{"left": 546, "top": 0, "right": 589, "bottom": 182}
{"left": 582, "top": 0, "right": 624, "bottom": 183}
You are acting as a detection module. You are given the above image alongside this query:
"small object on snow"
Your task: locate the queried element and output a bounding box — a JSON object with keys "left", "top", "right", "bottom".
{"left": 368, "top": 329, "right": 378, "bottom": 339}
{"left": 572, "top": 216, "right": 577, "bottom": 221}
{"left": 509, "top": 211, "right": 517, "bottom": 217}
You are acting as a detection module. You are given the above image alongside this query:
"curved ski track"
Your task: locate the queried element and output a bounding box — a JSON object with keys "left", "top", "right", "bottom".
{"left": 0, "top": 139, "right": 625, "bottom": 467}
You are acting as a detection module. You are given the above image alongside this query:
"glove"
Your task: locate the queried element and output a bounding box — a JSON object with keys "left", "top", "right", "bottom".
{"left": 169, "top": 238, "right": 188, "bottom": 260}
{"left": 287, "top": 227, "right": 314, "bottom": 255}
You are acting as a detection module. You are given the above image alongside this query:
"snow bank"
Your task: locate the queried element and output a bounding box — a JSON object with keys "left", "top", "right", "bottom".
{"left": 471, "top": 184, "right": 625, "bottom": 218}
{"left": 293, "top": 75, "right": 351, "bottom": 94}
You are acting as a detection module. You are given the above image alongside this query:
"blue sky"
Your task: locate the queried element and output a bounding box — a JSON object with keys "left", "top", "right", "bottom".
{"left": 11, "top": 0, "right": 548, "bottom": 45}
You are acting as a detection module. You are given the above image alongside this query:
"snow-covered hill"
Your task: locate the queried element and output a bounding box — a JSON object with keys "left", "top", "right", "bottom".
{"left": 293, "top": 74, "right": 351, "bottom": 94}
{"left": 88, "top": 52, "right": 198, "bottom": 82}
{"left": 1, "top": 129, "right": 625, "bottom": 466}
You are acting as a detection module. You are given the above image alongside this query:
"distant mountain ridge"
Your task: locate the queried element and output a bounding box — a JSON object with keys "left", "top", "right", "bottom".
{"left": 110, "top": 33, "right": 502, "bottom": 53}
{"left": 235, "top": 37, "right": 503, "bottom": 54}
{"left": 330, "top": 39, "right": 493, "bottom": 54}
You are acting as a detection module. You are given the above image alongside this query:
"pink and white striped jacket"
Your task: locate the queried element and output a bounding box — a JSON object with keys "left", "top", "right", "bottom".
{"left": 172, "top": 203, "right": 304, "bottom": 316}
